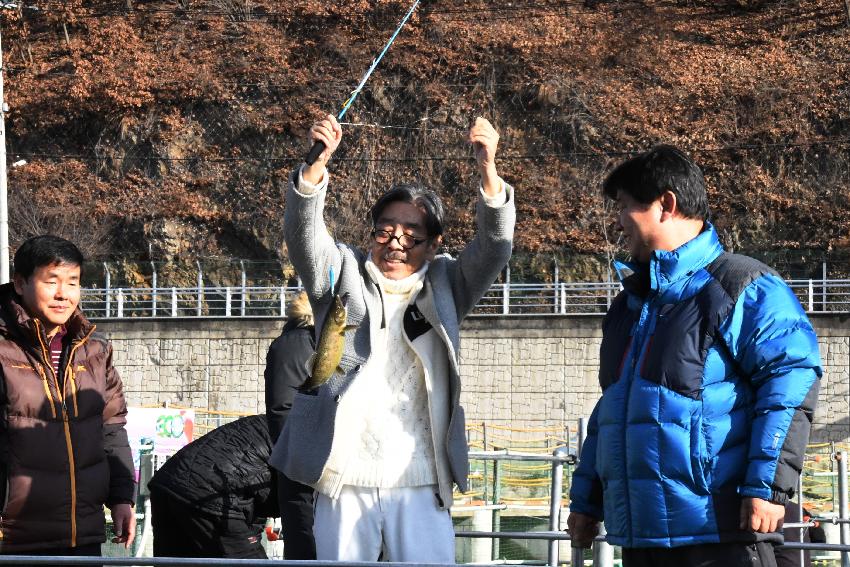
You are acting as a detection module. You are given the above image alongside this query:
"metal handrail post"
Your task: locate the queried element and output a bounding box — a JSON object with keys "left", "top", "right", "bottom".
{"left": 135, "top": 496, "right": 153, "bottom": 557}
{"left": 798, "top": 473, "right": 805, "bottom": 567}
{"left": 117, "top": 289, "right": 124, "bottom": 318}
{"left": 548, "top": 447, "right": 569, "bottom": 567}
{"left": 833, "top": 442, "right": 838, "bottom": 511}
{"left": 839, "top": 451, "right": 849, "bottom": 567}
{"left": 492, "top": 454, "right": 502, "bottom": 560}
{"left": 151, "top": 261, "right": 157, "bottom": 316}
{"left": 240, "top": 260, "right": 247, "bottom": 316}
{"left": 553, "top": 261, "right": 559, "bottom": 314}
{"left": 482, "top": 423, "right": 489, "bottom": 504}
{"left": 196, "top": 261, "right": 203, "bottom": 317}
{"left": 225, "top": 287, "right": 232, "bottom": 317}
{"left": 592, "top": 523, "right": 613, "bottom": 567}
{"left": 503, "top": 265, "right": 510, "bottom": 315}
{"left": 280, "top": 285, "right": 286, "bottom": 317}
{"left": 808, "top": 279, "right": 814, "bottom": 312}
{"left": 171, "top": 287, "right": 177, "bottom": 317}
{"left": 103, "top": 262, "right": 111, "bottom": 318}
{"left": 572, "top": 547, "right": 585, "bottom": 567}
{"left": 575, "top": 417, "right": 590, "bottom": 565}
{"left": 561, "top": 283, "right": 566, "bottom": 315}
{"left": 578, "top": 418, "right": 587, "bottom": 460}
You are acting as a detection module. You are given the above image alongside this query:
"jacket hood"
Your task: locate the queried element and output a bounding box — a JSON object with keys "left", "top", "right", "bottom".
{"left": 0, "top": 282, "right": 94, "bottom": 345}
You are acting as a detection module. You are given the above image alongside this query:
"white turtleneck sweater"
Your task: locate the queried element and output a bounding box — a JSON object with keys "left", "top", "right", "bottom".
{"left": 315, "top": 261, "right": 439, "bottom": 497}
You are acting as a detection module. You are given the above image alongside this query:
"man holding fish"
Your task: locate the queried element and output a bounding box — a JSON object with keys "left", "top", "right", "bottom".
{"left": 270, "top": 114, "right": 515, "bottom": 562}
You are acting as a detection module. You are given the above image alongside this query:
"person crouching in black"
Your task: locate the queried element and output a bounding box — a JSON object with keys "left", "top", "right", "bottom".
{"left": 148, "top": 414, "right": 277, "bottom": 559}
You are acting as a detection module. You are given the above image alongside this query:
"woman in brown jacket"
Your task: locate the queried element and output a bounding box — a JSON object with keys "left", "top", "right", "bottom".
{"left": 0, "top": 236, "right": 135, "bottom": 559}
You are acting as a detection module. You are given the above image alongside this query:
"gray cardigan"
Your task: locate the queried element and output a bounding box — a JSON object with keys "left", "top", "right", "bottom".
{"left": 269, "top": 168, "right": 515, "bottom": 500}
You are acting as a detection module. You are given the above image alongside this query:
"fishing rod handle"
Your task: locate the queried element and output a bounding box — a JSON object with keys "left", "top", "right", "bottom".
{"left": 305, "top": 140, "right": 327, "bottom": 166}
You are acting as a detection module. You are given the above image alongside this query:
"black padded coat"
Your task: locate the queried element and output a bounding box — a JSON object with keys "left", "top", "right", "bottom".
{"left": 148, "top": 414, "right": 278, "bottom": 521}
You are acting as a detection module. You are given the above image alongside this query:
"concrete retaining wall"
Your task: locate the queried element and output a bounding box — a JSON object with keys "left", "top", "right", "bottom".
{"left": 96, "top": 313, "right": 849, "bottom": 443}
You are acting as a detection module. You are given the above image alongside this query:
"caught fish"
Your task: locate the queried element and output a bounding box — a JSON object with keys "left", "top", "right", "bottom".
{"left": 303, "top": 293, "right": 358, "bottom": 390}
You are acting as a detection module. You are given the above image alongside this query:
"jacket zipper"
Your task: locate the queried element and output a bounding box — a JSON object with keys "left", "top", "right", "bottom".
{"left": 621, "top": 296, "right": 655, "bottom": 545}
{"left": 33, "top": 321, "right": 93, "bottom": 548}
{"left": 63, "top": 327, "right": 95, "bottom": 419}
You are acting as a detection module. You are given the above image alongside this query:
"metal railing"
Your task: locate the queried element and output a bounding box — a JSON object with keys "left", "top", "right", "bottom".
{"left": 79, "top": 278, "right": 850, "bottom": 319}
{"left": 4, "top": 450, "right": 850, "bottom": 566}
{"left": 456, "top": 448, "right": 576, "bottom": 565}
{"left": 4, "top": 543, "right": 850, "bottom": 566}
{"left": 81, "top": 286, "right": 291, "bottom": 319}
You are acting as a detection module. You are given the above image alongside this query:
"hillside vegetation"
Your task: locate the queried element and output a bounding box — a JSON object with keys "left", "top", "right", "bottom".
{"left": 2, "top": 0, "right": 849, "bottom": 284}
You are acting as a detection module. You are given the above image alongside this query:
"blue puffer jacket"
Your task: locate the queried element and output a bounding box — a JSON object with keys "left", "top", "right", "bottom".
{"left": 569, "top": 224, "right": 821, "bottom": 548}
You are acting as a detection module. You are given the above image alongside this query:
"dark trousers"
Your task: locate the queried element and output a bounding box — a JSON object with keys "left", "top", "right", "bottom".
{"left": 150, "top": 488, "right": 267, "bottom": 559}
{"left": 277, "top": 470, "right": 317, "bottom": 560}
{"left": 1, "top": 542, "right": 102, "bottom": 566}
{"left": 622, "top": 542, "right": 778, "bottom": 567}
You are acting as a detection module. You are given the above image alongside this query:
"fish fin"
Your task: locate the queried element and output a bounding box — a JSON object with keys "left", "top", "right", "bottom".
{"left": 305, "top": 353, "right": 316, "bottom": 375}
{"left": 344, "top": 324, "right": 359, "bottom": 332}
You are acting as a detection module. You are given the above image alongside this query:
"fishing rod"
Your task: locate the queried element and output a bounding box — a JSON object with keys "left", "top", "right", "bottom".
{"left": 304, "top": 0, "right": 422, "bottom": 166}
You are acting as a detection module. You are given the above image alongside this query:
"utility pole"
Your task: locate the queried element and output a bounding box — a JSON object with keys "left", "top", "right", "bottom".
{"left": 0, "top": 23, "right": 9, "bottom": 284}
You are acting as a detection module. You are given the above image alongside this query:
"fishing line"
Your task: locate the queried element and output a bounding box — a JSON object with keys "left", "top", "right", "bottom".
{"left": 304, "top": 0, "right": 422, "bottom": 165}
{"left": 339, "top": 120, "right": 462, "bottom": 133}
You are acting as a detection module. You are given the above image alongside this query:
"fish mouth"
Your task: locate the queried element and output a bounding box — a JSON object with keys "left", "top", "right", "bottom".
{"left": 339, "top": 292, "right": 350, "bottom": 307}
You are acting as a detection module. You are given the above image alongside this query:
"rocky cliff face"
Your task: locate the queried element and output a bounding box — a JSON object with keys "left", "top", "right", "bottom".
{"left": 3, "top": 0, "right": 848, "bottom": 285}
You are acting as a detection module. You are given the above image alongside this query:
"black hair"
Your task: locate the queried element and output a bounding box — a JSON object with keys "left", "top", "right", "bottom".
{"left": 602, "top": 144, "right": 709, "bottom": 221}
{"left": 369, "top": 183, "right": 445, "bottom": 238}
{"left": 13, "top": 235, "right": 85, "bottom": 280}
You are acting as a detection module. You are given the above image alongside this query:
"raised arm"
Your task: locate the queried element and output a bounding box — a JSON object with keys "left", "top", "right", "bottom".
{"left": 469, "top": 117, "right": 503, "bottom": 197}
{"left": 283, "top": 115, "right": 345, "bottom": 300}
{"left": 302, "top": 114, "right": 342, "bottom": 185}
{"left": 450, "top": 117, "right": 515, "bottom": 318}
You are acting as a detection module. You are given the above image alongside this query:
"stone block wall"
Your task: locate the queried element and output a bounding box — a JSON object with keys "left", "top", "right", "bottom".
{"left": 95, "top": 314, "right": 850, "bottom": 444}
{"left": 458, "top": 317, "right": 603, "bottom": 438}
{"left": 102, "top": 320, "right": 285, "bottom": 413}
{"left": 811, "top": 324, "right": 850, "bottom": 443}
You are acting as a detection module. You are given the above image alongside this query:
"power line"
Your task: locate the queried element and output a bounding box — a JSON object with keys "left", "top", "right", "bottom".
{"left": 11, "top": 137, "right": 850, "bottom": 164}
{"left": 13, "top": 1, "right": 579, "bottom": 19}
{"left": 10, "top": 0, "right": 843, "bottom": 31}
{"left": 0, "top": 70, "right": 614, "bottom": 92}
{"left": 19, "top": 1, "right": 843, "bottom": 23}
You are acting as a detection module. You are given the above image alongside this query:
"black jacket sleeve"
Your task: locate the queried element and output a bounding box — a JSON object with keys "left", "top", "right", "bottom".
{"left": 103, "top": 422, "right": 136, "bottom": 506}
{"left": 264, "top": 325, "right": 315, "bottom": 441}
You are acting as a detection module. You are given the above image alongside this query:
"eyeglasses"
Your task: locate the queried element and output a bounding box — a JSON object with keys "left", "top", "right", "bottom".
{"left": 371, "top": 229, "right": 427, "bottom": 250}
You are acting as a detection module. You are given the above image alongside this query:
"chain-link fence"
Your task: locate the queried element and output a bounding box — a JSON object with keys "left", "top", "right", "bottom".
{"left": 2, "top": 1, "right": 848, "bottom": 273}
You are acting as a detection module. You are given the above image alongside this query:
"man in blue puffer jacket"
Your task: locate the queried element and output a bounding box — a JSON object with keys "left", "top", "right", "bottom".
{"left": 568, "top": 145, "right": 821, "bottom": 567}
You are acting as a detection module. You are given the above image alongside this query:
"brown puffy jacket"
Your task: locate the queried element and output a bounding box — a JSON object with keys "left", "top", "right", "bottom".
{"left": 0, "top": 283, "right": 135, "bottom": 552}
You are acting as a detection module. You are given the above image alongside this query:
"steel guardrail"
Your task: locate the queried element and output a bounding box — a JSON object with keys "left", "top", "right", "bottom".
{"left": 79, "top": 278, "right": 850, "bottom": 319}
